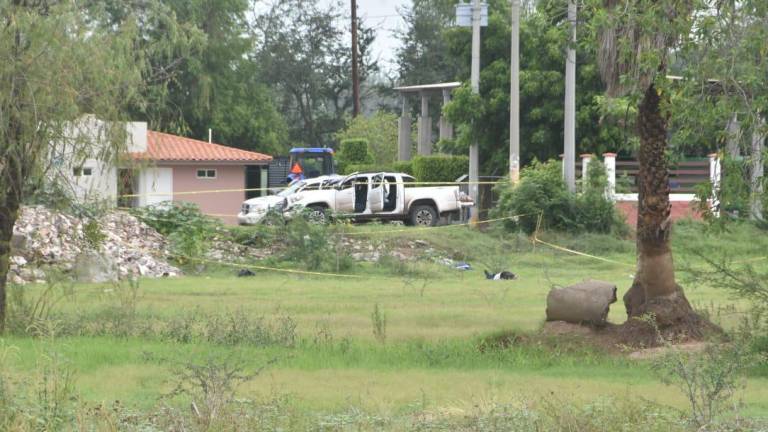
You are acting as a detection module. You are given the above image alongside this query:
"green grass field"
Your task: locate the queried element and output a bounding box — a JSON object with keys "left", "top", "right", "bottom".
{"left": 3, "top": 220, "right": 768, "bottom": 424}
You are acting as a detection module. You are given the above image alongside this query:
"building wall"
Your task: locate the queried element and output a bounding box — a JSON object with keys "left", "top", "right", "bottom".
{"left": 170, "top": 164, "right": 246, "bottom": 225}
{"left": 67, "top": 158, "right": 118, "bottom": 203}
{"left": 616, "top": 200, "right": 702, "bottom": 228}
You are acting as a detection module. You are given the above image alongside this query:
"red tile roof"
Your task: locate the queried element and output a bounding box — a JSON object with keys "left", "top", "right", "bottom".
{"left": 132, "top": 131, "right": 272, "bottom": 163}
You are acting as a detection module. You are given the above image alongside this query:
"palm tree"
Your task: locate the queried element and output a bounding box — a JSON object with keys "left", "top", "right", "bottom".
{"left": 596, "top": 0, "right": 706, "bottom": 336}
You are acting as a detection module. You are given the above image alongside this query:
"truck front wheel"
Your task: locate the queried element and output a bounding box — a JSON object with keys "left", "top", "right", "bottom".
{"left": 409, "top": 205, "right": 438, "bottom": 227}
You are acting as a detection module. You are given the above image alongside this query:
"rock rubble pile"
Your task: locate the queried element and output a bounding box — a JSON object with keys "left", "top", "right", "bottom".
{"left": 8, "top": 206, "right": 180, "bottom": 285}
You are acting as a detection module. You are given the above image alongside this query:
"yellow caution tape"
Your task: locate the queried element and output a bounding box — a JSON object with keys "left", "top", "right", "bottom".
{"left": 532, "top": 237, "right": 636, "bottom": 268}
{"left": 531, "top": 211, "right": 635, "bottom": 268}
{"left": 117, "top": 180, "right": 508, "bottom": 198}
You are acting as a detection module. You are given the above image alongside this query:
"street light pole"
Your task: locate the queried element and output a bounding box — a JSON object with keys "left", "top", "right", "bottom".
{"left": 509, "top": 0, "right": 520, "bottom": 184}
{"left": 469, "top": 0, "right": 481, "bottom": 220}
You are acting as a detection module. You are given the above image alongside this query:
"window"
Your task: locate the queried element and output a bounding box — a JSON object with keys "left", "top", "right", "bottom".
{"left": 196, "top": 169, "right": 217, "bottom": 179}
{"left": 339, "top": 178, "right": 355, "bottom": 190}
{"left": 73, "top": 167, "right": 92, "bottom": 177}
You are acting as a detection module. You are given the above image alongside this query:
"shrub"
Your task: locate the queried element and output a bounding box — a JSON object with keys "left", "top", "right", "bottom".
{"left": 334, "top": 111, "right": 399, "bottom": 165}
{"left": 343, "top": 163, "right": 380, "bottom": 174}
{"left": 131, "top": 202, "right": 222, "bottom": 263}
{"left": 491, "top": 159, "right": 626, "bottom": 235}
{"left": 277, "top": 212, "right": 353, "bottom": 272}
{"left": 392, "top": 160, "right": 413, "bottom": 175}
{"left": 695, "top": 156, "right": 767, "bottom": 226}
{"left": 337, "top": 138, "right": 373, "bottom": 173}
{"left": 411, "top": 155, "right": 469, "bottom": 182}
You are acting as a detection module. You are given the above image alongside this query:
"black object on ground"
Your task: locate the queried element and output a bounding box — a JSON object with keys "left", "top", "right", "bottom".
{"left": 484, "top": 270, "right": 517, "bottom": 280}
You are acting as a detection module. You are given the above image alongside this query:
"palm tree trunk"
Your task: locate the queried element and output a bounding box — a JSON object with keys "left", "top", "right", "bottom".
{"left": 623, "top": 84, "right": 695, "bottom": 327}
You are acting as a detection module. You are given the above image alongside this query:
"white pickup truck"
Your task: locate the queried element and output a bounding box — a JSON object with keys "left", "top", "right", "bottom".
{"left": 238, "top": 172, "right": 473, "bottom": 226}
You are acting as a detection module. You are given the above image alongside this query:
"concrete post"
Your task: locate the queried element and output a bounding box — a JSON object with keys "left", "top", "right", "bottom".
{"left": 417, "top": 92, "right": 432, "bottom": 155}
{"left": 398, "top": 95, "right": 412, "bottom": 161}
{"left": 468, "top": 0, "right": 481, "bottom": 220}
{"left": 509, "top": 0, "right": 521, "bottom": 184}
{"left": 260, "top": 168, "right": 268, "bottom": 197}
{"left": 580, "top": 153, "right": 592, "bottom": 192}
{"left": 438, "top": 89, "right": 453, "bottom": 141}
{"left": 603, "top": 152, "right": 616, "bottom": 199}
{"left": 709, "top": 152, "right": 721, "bottom": 217}
{"left": 563, "top": 0, "right": 577, "bottom": 193}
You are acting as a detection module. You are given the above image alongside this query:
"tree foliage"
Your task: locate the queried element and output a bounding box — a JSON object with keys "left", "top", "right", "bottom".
{"left": 335, "top": 111, "right": 400, "bottom": 166}
{"left": 441, "top": 0, "right": 624, "bottom": 175}
{"left": 255, "top": 0, "right": 378, "bottom": 148}
{"left": 396, "top": 0, "right": 461, "bottom": 86}
{"left": 0, "top": 0, "right": 156, "bottom": 330}
{"left": 95, "top": 0, "right": 289, "bottom": 155}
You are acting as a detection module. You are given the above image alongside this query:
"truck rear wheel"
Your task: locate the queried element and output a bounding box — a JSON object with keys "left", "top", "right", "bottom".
{"left": 409, "top": 204, "right": 438, "bottom": 227}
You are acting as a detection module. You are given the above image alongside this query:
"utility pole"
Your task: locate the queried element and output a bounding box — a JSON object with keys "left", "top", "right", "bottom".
{"left": 469, "top": 0, "right": 481, "bottom": 221}
{"left": 509, "top": 0, "right": 520, "bottom": 184}
{"left": 563, "top": 0, "right": 576, "bottom": 192}
{"left": 351, "top": 0, "right": 361, "bottom": 117}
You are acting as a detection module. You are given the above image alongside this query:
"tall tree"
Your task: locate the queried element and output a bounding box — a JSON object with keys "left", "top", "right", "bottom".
{"left": 395, "top": 0, "right": 461, "bottom": 86}
{"left": 591, "top": 0, "right": 706, "bottom": 334}
{"left": 443, "top": 0, "right": 623, "bottom": 174}
{"left": 675, "top": 0, "right": 768, "bottom": 222}
{"left": 255, "top": 0, "right": 377, "bottom": 148}
{"left": 93, "top": 0, "right": 289, "bottom": 155}
{"left": 0, "top": 0, "right": 152, "bottom": 330}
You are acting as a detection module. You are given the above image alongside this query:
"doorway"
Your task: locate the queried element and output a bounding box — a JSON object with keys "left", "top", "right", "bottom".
{"left": 245, "top": 166, "right": 263, "bottom": 199}
{"left": 117, "top": 169, "right": 138, "bottom": 208}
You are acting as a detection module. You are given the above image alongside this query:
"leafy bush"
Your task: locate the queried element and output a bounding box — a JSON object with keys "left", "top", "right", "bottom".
{"left": 491, "top": 159, "right": 627, "bottom": 235}
{"left": 131, "top": 202, "right": 222, "bottom": 262}
{"left": 82, "top": 219, "right": 106, "bottom": 249}
{"left": 343, "top": 163, "right": 380, "bottom": 174}
{"left": 276, "top": 212, "right": 353, "bottom": 272}
{"left": 411, "top": 155, "right": 469, "bottom": 182}
{"left": 392, "top": 160, "right": 413, "bottom": 175}
{"left": 335, "top": 111, "right": 399, "bottom": 165}
{"left": 337, "top": 138, "right": 373, "bottom": 173}
{"left": 695, "top": 156, "right": 767, "bottom": 225}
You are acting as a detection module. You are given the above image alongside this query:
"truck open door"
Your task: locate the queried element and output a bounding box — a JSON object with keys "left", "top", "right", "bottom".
{"left": 367, "top": 173, "right": 385, "bottom": 213}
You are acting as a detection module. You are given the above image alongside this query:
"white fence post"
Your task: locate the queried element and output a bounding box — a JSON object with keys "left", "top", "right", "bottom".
{"left": 580, "top": 153, "right": 592, "bottom": 192}
{"left": 708, "top": 152, "right": 721, "bottom": 217}
{"left": 603, "top": 152, "right": 616, "bottom": 199}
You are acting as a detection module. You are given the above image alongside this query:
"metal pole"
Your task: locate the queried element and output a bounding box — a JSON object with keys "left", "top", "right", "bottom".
{"left": 509, "top": 0, "right": 520, "bottom": 184}
{"left": 563, "top": 0, "right": 577, "bottom": 192}
{"left": 351, "top": 0, "right": 360, "bottom": 117}
{"left": 469, "top": 0, "right": 481, "bottom": 220}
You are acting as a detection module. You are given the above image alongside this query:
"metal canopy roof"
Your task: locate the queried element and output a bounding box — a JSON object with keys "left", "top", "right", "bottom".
{"left": 393, "top": 82, "right": 462, "bottom": 93}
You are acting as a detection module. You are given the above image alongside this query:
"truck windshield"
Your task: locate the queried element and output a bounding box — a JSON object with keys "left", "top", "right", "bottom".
{"left": 277, "top": 181, "right": 305, "bottom": 197}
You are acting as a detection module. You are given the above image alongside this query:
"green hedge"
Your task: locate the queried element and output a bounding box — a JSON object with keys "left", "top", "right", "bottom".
{"left": 338, "top": 139, "right": 373, "bottom": 164}
{"left": 392, "top": 160, "right": 413, "bottom": 175}
{"left": 411, "top": 155, "right": 469, "bottom": 182}
{"left": 343, "top": 163, "right": 379, "bottom": 174}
